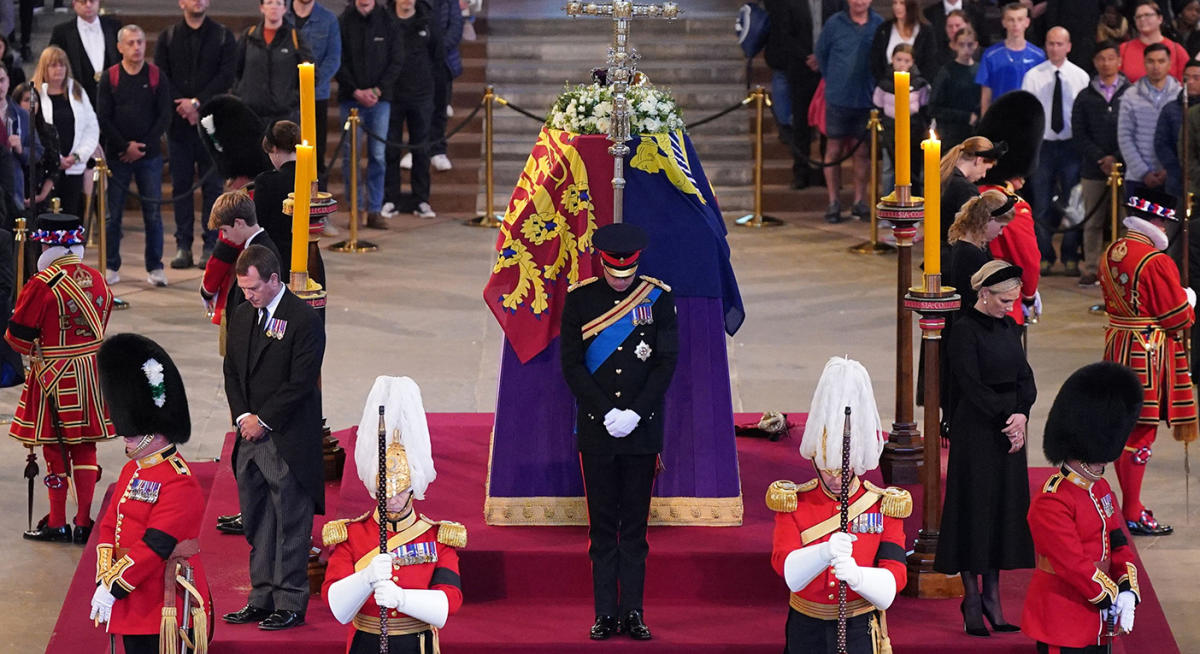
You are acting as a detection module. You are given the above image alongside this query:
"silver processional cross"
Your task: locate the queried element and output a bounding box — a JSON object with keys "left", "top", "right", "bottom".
{"left": 565, "top": 1, "right": 681, "bottom": 223}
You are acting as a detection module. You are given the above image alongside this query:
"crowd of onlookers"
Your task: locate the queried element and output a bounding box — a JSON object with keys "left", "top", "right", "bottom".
{"left": 0, "top": 0, "right": 474, "bottom": 289}
{"left": 765, "top": 0, "right": 1200, "bottom": 282}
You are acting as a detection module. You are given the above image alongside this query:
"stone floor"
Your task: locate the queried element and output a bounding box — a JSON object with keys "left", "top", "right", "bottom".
{"left": 1, "top": 203, "right": 1195, "bottom": 652}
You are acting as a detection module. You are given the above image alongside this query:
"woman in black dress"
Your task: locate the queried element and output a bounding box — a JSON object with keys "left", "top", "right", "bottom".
{"left": 934, "top": 260, "right": 1036, "bottom": 638}
{"left": 937, "top": 135, "right": 1005, "bottom": 244}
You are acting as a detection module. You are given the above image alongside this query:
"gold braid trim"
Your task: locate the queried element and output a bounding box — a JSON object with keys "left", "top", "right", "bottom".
{"left": 321, "top": 519, "right": 348, "bottom": 546}
{"left": 640, "top": 275, "right": 672, "bottom": 292}
{"left": 766, "top": 480, "right": 800, "bottom": 513}
{"left": 96, "top": 544, "right": 113, "bottom": 582}
{"left": 435, "top": 520, "right": 467, "bottom": 549}
{"left": 159, "top": 607, "right": 178, "bottom": 654}
{"left": 1119, "top": 562, "right": 1141, "bottom": 603}
{"left": 866, "top": 483, "right": 912, "bottom": 519}
{"left": 1089, "top": 569, "right": 1119, "bottom": 605}
{"left": 871, "top": 610, "right": 893, "bottom": 654}
{"left": 567, "top": 276, "right": 599, "bottom": 292}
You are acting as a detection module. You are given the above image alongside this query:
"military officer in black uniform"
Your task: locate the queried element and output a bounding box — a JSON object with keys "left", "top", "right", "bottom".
{"left": 560, "top": 222, "right": 679, "bottom": 642}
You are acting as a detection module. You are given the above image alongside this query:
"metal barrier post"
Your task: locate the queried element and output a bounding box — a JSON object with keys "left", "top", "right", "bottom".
{"left": 850, "top": 110, "right": 894, "bottom": 254}
{"left": 330, "top": 109, "right": 378, "bottom": 253}
{"left": 467, "top": 86, "right": 502, "bottom": 228}
{"left": 93, "top": 159, "right": 127, "bottom": 310}
{"left": 736, "top": 86, "right": 781, "bottom": 227}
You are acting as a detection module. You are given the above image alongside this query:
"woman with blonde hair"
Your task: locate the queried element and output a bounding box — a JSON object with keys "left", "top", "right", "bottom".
{"left": 935, "top": 259, "right": 1036, "bottom": 637}
{"left": 946, "top": 189, "right": 1016, "bottom": 311}
{"left": 31, "top": 46, "right": 98, "bottom": 221}
{"left": 937, "top": 135, "right": 1005, "bottom": 243}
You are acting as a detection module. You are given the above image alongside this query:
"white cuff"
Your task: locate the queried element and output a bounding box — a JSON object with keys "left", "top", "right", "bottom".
{"left": 399, "top": 589, "right": 450, "bottom": 628}
{"left": 783, "top": 544, "right": 830, "bottom": 592}
{"left": 850, "top": 567, "right": 897, "bottom": 610}
{"left": 326, "top": 569, "right": 374, "bottom": 624}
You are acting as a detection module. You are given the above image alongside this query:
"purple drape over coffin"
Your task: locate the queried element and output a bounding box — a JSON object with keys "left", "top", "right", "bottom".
{"left": 487, "top": 296, "right": 740, "bottom": 516}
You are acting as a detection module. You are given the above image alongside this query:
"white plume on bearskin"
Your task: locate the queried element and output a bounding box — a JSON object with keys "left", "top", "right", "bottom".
{"left": 355, "top": 376, "right": 436, "bottom": 500}
{"left": 799, "top": 356, "right": 885, "bottom": 475}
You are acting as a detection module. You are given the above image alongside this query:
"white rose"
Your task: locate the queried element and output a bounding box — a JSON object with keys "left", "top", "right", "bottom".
{"left": 595, "top": 117, "right": 611, "bottom": 133}
{"left": 643, "top": 117, "right": 661, "bottom": 133}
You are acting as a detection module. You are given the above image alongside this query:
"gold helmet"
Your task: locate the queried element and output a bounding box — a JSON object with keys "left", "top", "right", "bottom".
{"left": 355, "top": 376, "right": 435, "bottom": 501}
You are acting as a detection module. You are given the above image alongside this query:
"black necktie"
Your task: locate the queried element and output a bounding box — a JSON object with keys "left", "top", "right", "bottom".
{"left": 1051, "top": 70, "right": 1064, "bottom": 134}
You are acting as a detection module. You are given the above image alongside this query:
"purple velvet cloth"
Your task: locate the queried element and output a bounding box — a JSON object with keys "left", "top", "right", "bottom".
{"left": 488, "top": 296, "right": 739, "bottom": 500}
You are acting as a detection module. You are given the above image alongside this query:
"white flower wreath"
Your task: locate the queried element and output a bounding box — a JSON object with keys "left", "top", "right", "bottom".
{"left": 545, "top": 83, "right": 686, "bottom": 135}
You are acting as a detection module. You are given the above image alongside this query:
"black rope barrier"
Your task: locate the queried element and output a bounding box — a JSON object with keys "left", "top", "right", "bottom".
{"left": 495, "top": 98, "right": 546, "bottom": 123}
{"left": 358, "top": 101, "right": 484, "bottom": 152}
{"left": 94, "top": 154, "right": 220, "bottom": 207}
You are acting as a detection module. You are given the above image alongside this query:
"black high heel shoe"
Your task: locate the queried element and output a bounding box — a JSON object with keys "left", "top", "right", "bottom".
{"left": 960, "top": 601, "right": 990, "bottom": 637}
{"left": 981, "top": 602, "right": 1020, "bottom": 632}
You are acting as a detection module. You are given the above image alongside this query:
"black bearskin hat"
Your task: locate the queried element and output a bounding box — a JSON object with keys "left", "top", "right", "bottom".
{"left": 975, "top": 90, "right": 1045, "bottom": 185}
{"left": 98, "top": 334, "right": 190, "bottom": 443}
{"left": 1043, "top": 362, "right": 1142, "bottom": 464}
{"left": 197, "top": 94, "right": 272, "bottom": 182}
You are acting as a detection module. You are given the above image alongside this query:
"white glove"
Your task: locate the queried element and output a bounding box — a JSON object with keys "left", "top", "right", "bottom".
{"left": 831, "top": 555, "right": 863, "bottom": 588}
{"left": 373, "top": 580, "right": 406, "bottom": 610}
{"left": 1187, "top": 287, "right": 1196, "bottom": 308}
{"left": 364, "top": 553, "right": 392, "bottom": 585}
{"left": 820, "top": 532, "right": 856, "bottom": 562}
{"left": 1023, "top": 291, "right": 1043, "bottom": 321}
{"left": 1116, "top": 590, "right": 1136, "bottom": 633}
{"left": 603, "top": 408, "right": 621, "bottom": 429}
{"left": 90, "top": 584, "right": 115, "bottom": 623}
{"left": 608, "top": 409, "right": 641, "bottom": 438}
{"left": 398, "top": 589, "right": 451, "bottom": 628}
{"left": 328, "top": 568, "right": 375, "bottom": 624}
{"left": 839, "top": 564, "right": 898, "bottom": 610}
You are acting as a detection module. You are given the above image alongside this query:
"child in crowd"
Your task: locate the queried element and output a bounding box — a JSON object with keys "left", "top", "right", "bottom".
{"left": 873, "top": 43, "right": 930, "bottom": 188}
{"left": 930, "top": 24, "right": 980, "bottom": 152}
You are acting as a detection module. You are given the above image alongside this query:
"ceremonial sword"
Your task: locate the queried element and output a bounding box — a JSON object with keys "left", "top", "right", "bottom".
{"left": 836, "top": 406, "right": 852, "bottom": 654}
{"left": 377, "top": 405, "right": 389, "bottom": 654}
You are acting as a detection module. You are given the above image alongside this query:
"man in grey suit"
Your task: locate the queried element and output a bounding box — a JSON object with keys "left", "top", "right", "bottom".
{"left": 221, "top": 244, "right": 325, "bottom": 631}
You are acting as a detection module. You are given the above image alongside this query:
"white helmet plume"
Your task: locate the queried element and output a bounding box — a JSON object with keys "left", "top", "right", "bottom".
{"left": 355, "top": 376, "right": 436, "bottom": 500}
{"left": 799, "top": 356, "right": 885, "bottom": 475}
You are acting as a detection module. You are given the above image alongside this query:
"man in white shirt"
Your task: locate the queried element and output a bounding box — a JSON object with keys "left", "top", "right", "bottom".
{"left": 1021, "top": 26, "right": 1090, "bottom": 276}
{"left": 48, "top": 0, "right": 120, "bottom": 107}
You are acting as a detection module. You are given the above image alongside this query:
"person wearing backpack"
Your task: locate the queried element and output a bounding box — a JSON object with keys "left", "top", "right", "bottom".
{"left": 232, "top": 0, "right": 313, "bottom": 130}
{"left": 96, "top": 24, "right": 172, "bottom": 288}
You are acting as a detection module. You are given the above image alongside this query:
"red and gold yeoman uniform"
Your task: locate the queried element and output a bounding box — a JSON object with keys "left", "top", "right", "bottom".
{"left": 6, "top": 254, "right": 113, "bottom": 444}
{"left": 1022, "top": 469, "right": 1140, "bottom": 648}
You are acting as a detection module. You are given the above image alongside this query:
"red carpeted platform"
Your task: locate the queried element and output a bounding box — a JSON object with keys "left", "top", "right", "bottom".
{"left": 45, "top": 413, "right": 1180, "bottom": 653}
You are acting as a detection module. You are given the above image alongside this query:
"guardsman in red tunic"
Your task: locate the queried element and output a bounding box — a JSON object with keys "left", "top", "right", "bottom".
{"left": 1023, "top": 362, "right": 1144, "bottom": 653}
{"left": 322, "top": 376, "right": 464, "bottom": 654}
{"left": 768, "top": 357, "right": 911, "bottom": 654}
{"left": 8, "top": 213, "right": 114, "bottom": 543}
{"left": 89, "top": 334, "right": 212, "bottom": 654}
{"left": 1098, "top": 189, "right": 1197, "bottom": 535}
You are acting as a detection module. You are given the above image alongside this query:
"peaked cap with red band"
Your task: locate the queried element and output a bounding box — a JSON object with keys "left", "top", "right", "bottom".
{"left": 593, "top": 223, "right": 649, "bottom": 278}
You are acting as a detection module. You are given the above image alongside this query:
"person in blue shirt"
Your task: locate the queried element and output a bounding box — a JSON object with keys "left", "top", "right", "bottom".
{"left": 975, "top": 3, "right": 1044, "bottom": 115}
{"left": 815, "top": 0, "right": 882, "bottom": 224}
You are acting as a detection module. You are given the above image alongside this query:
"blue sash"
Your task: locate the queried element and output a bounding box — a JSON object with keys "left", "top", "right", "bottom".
{"left": 585, "top": 287, "right": 661, "bottom": 374}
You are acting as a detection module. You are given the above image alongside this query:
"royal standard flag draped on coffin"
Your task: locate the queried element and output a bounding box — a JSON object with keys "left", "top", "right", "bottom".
{"left": 483, "top": 126, "right": 743, "bottom": 363}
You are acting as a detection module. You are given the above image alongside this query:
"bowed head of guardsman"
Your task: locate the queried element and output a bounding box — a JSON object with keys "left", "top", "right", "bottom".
{"left": 197, "top": 94, "right": 273, "bottom": 187}
{"left": 1043, "top": 362, "right": 1143, "bottom": 468}
{"left": 593, "top": 222, "right": 649, "bottom": 280}
{"left": 799, "top": 356, "right": 886, "bottom": 489}
{"left": 975, "top": 90, "right": 1045, "bottom": 187}
{"left": 354, "top": 375, "right": 436, "bottom": 505}
{"left": 98, "top": 333, "right": 191, "bottom": 458}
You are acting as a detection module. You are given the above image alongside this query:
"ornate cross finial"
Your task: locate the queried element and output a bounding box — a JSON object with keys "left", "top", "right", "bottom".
{"left": 565, "top": 1, "right": 681, "bottom": 223}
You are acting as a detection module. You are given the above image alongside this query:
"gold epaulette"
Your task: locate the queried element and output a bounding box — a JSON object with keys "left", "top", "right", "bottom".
{"left": 321, "top": 510, "right": 372, "bottom": 547}
{"left": 640, "top": 275, "right": 671, "bottom": 292}
{"left": 568, "top": 277, "right": 599, "bottom": 292}
{"left": 864, "top": 481, "right": 912, "bottom": 518}
{"left": 168, "top": 456, "right": 191, "bottom": 476}
{"left": 766, "top": 479, "right": 813, "bottom": 512}
{"left": 1043, "top": 473, "right": 1064, "bottom": 494}
{"left": 433, "top": 519, "right": 467, "bottom": 548}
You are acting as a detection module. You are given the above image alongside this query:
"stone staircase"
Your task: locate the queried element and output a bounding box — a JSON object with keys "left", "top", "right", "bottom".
{"left": 480, "top": 5, "right": 776, "bottom": 217}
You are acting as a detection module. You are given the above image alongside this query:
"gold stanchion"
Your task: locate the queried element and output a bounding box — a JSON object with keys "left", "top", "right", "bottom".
{"left": 466, "top": 86, "right": 502, "bottom": 228}
{"left": 330, "top": 109, "right": 378, "bottom": 253}
{"left": 1090, "top": 162, "right": 1125, "bottom": 315}
{"left": 736, "top": 86, "right": 782, "bottom": 227}
{"left": 849, "top": 110, "right": 895, "bottom": 254}
{"left": 93, "top": 158, "right": 128, "bottom": 310}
